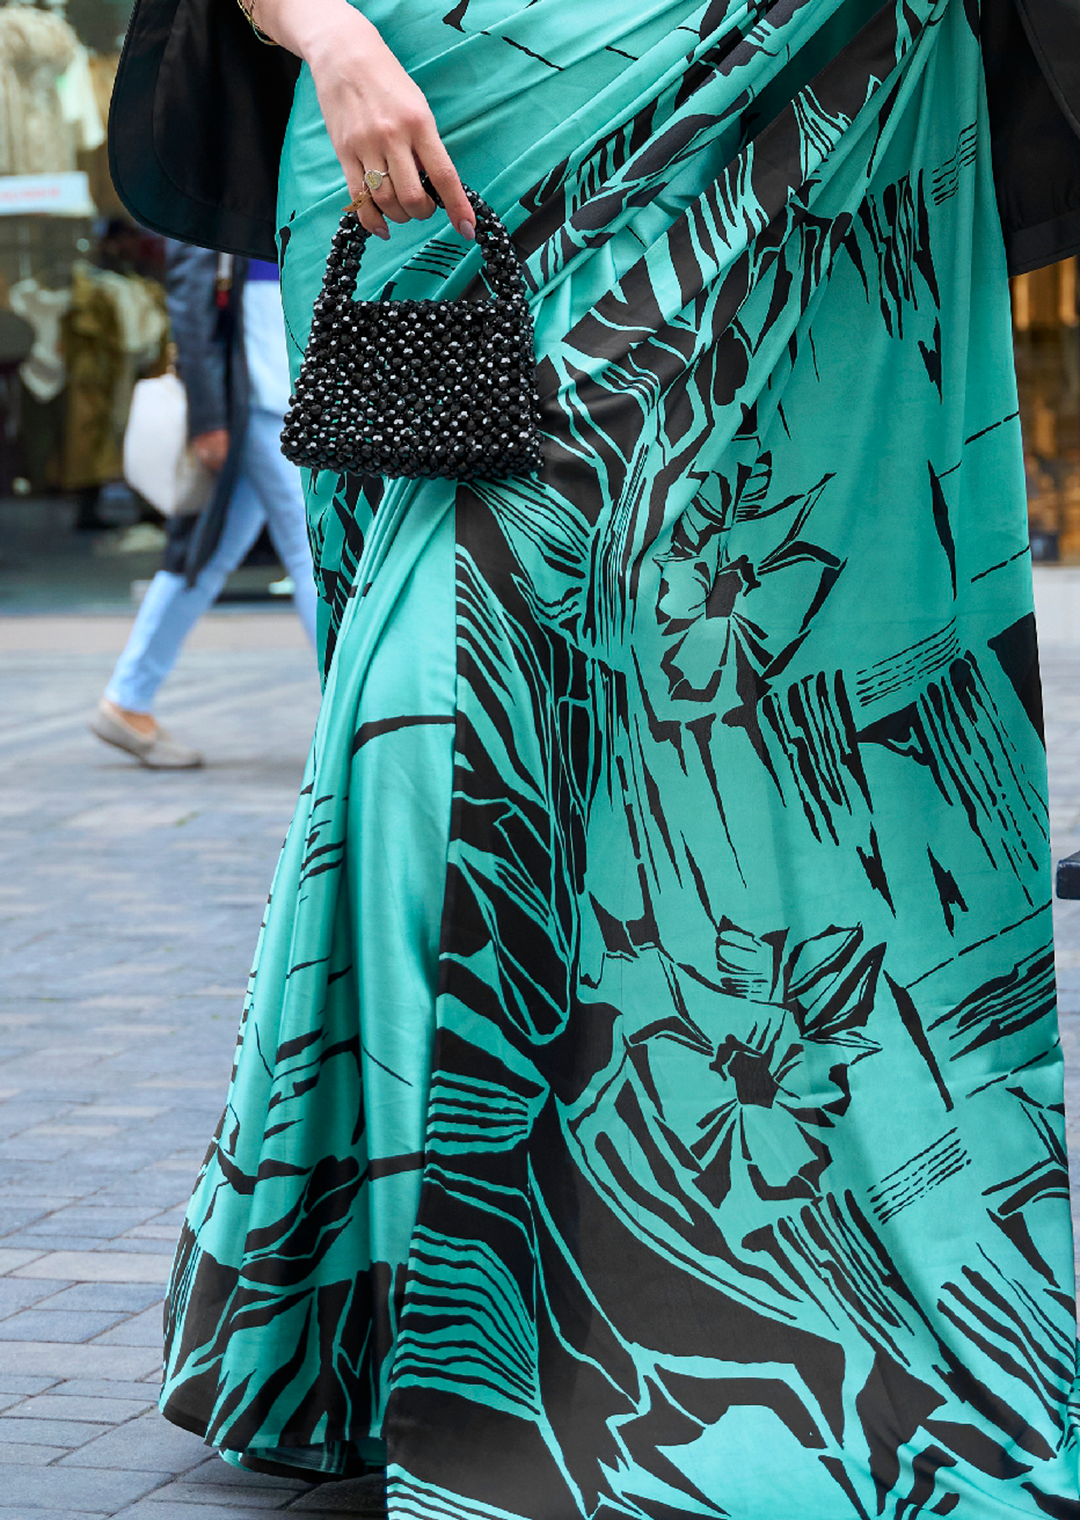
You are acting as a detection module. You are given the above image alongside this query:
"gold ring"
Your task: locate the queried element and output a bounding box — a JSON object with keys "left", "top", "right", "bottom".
{"left": 344, "top": 190, "right": 371, "bottom": 213}
{"left": 364, "top": 168, "right": 388, "bottom": 193}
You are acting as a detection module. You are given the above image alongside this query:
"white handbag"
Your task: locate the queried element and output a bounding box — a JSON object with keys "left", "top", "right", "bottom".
{"left": 123, "top": 371, "right": 215, "bottom": 518}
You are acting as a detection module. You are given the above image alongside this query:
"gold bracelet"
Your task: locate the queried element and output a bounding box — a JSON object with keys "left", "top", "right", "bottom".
{"left": 236, "top": 0, "right": 279, "bottom": 46}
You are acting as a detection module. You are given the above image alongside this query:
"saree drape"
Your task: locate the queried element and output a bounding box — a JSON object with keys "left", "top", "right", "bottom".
{"left": 159, "top": 0, "right": 1080, "bottom": 1514}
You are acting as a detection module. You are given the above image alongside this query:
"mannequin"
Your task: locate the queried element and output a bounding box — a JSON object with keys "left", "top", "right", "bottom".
{"left": 0, "top": 1, "right": 81, "bottom": 175}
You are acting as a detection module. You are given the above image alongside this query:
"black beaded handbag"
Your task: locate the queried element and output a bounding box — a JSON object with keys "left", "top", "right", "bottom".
{"left": 280, "top": 186, "right": 542, "bottom": 481}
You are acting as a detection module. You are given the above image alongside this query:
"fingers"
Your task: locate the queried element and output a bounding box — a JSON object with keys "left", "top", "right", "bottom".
{"left": 192, "top": 429, "right": 229, "bottom": 472}
{"left": 357, "top": 199, "right": 390, "bottom": 239}
{"left": 385, "top": 148, "right": 435, "bottom": 221}
{"left": 368, "top": 171, "right": 410, "bottom": 226}
{"left": 346, "top": 126, "right": 471, "bottom": 242}
{"left": 344, "top": 175, "right": 389, "bottom": 239}
{"left": 415, "top": 125, "right": 474, "bottom": 239}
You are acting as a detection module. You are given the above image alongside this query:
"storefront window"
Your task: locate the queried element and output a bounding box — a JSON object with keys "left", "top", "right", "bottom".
{"left": 0, "top": 0, "right": 166, "bottom": 530}
{"left": 1013, "top": 259, "right": 1080, "bottom": 562}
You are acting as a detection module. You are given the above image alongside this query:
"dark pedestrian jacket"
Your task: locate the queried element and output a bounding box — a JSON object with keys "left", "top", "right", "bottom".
{"left": 110, "top": 0, "right": 1080, "bottom": 275}
{"left": 162, "top": 241, "right": 253, "bottom": 583}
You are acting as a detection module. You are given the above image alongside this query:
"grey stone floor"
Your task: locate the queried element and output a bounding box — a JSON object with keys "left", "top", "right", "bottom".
{"left": 0, "top": 615, "right": 382, "bottom": 1517}
{"left": 1045, "top": 646, "right": 1080, "bottom": 1299}
{"left": 0, "top": 499, "right": 290, "bottom": 616}
{"left": 0, "top": 612, "right": 1078, "bottom": 1518}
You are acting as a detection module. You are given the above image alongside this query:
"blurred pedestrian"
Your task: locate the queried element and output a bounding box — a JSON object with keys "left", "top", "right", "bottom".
{"left": 89, "top": 244, "right": 317, "bottom": 769}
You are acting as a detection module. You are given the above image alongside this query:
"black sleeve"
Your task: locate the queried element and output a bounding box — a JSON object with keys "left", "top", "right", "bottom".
{"left": 984, "top": 0, "right": 1080, "bottom": 273}
{"left": 109, "top": 0, "right": 301, "bottom": 260}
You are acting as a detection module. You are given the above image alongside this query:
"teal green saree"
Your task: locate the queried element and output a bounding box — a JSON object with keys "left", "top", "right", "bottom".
{"left": 160, "top": 0, "right": 1080, "bottom": 1513}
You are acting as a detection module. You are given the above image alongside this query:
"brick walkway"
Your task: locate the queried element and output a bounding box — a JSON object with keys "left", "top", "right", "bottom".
{"left": 0, "top": 610, "right": 1077, "bottom": 1518}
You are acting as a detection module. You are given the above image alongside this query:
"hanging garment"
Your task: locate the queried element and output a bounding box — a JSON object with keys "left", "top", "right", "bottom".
{"left": 94, "top": 265, "right": 169, "bottom": 442}
{"left": 0, "top": 5, "right": 79, "bottom": 175}
{"left": 9, "top": 277, "right": 71, "bottom": 402}
{"left": 57, "top": 42, "right": 106, "bottom": 156}
{"left": 87, "top": 51, "right": 118, "bottom": 131}
{"left": 159, "top": 0, "right": 1080, "bottom": 1515}
{"left": 59, "top": 262, "right": 123, "bottom": 490}
{"left": 60, "top": 263, "right": 168, "bottom": 492}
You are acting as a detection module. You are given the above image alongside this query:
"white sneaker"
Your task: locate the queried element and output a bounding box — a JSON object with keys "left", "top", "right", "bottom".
{"left": 88, "top": 700, "right": 204, "bottom": 770}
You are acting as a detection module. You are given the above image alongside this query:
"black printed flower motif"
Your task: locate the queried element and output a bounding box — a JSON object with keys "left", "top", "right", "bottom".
{"left": 652, "top": 460, "right": 841, "bottom": 720}
{"left": 622, "top": 923, "right": 884, "bottom": 1211}
{"left": 689, "top": 1017, "right": 846, "bottom": 1205}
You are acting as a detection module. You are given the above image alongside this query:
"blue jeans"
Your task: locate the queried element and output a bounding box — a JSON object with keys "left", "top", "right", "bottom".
{"left": 106, "top": 409, "right": 318, "bottom": 712}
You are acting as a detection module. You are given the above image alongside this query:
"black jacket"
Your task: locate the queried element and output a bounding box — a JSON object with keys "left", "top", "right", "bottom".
{"left": 110, "top": 0, "right": 1080, "bottom": 275}
{"left": 162, "top": 242, "right": 252, "bottom": 583}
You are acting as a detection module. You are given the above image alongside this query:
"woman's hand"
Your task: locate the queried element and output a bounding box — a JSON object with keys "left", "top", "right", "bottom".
{"left": 252, "top": 0, "right": 475, "bottom": 243}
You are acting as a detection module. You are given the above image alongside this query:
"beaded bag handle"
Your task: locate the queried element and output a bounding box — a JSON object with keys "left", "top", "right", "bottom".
{"left": 329, "top": 178, "right": 531, "bottom": 311}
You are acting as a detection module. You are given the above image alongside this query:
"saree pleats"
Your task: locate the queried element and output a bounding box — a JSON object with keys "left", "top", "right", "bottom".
{"left": 160, "top": 0, "right": 1080, "bottom": 1513}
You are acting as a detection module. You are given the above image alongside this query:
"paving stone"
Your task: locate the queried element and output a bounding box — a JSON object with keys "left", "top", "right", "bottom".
{"left": 47, "top": 1380, "right": 159, "bottom": 1404}
{"left": 183, "top": 1463, "right": 305, "bottom": 1493}
{"left": 0, "top": 1209, "right": 53, "bottom": 1234}
{"left": 114, "top": 1507, "right": 291, "bottom": 1520}
{"left": 0, "top": 1466, "right": 167, "bottom": 1511}
{"left": 0, "top": 1376, "right": 56, "bottom": 1397}
{"left": 4, "top": 1395, "right": 154, "bottom": 1425}
{"left": 12, "top": 1254, "right": 170, "bottom": 1285}
{"left": 0, "top": 1191, "right": 81, "bottom": 1208}
{"left": 31, "top": 1286, "right": 163, "bottom": 1316}
{"left": 22, "top": 1211, "right": 154, "bottom": 1240}
{"left": 83, "top": 1190, "right": 187, "bottom": 1214}
{"left": 94, "top": 1244, "right": 175, "bottom": 1261}
{"left": 9, "top": 1178, "right": 116, "bottom": 1203}
{"left": 0, "top": 1252, "right": 45, "bottom": 1276}
{"left": 0, "top": 1442, "right": 70, "bottom": 1465}
{"left": 0, "top": 1238, "right": 127, "bottom": 1257}
{"left": 0, "top": 1281, "right": 72, "bottom": 1316}
{"left": 72, "top": 1108, "right": 166, "bottom": 1121}
{"left": 0, "top": 1511, "right": 108, "bottom": 1520}
{"left": 57, "top": 1410, "right": 209, "bottom": 1475}
{"left": 0, "top": 1344, "right": 160, "bottom": 1382}
{"left": 91, "top": 1309, "right": 166, "bottom": 1349}
{"left": 0, "top": 1311, "right": 126, "bottom": 1344}
{"left": 23, "top": 1129, "right": 122, "bottom": 1145}
{"left": 139, "top": 1484, "right": 296, "bottom": 1509}
{"left": 144, "top": 1210, "right": 188, "bottom": 1229}
{"left": 0, "top": 1143, "right": 89, "bottom": 1167}
{"left": 0, "top": 1414, "right": 106, "bottom": 1446}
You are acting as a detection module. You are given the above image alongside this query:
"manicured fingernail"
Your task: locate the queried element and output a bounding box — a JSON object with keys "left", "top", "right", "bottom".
{"left": 459, "top": 220, "right": 475, "bottom": 241}
{"left": 375, "top": 225, "right": 390, "bottom": 240}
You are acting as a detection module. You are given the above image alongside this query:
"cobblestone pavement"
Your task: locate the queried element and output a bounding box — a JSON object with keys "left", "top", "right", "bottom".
{"left": 0, "top": 609, "right": 1078, "bottom": 1519}
{"left": 0, "top": 615, "right": 382, "bottom": 1518}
